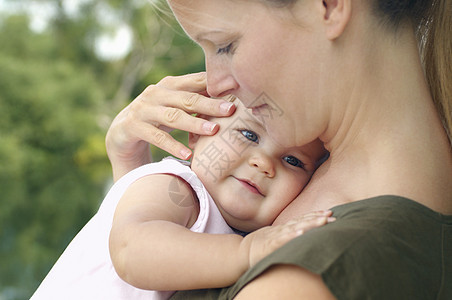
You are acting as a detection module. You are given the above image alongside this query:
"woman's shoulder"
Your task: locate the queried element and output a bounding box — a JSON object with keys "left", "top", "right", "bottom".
{"left": 332, "top": 194, "right": 452, "bottom": 220}
{"left": 328, "top": 195, "right": 451, "bottom": 236}
{"left": 171, "top": 195, "right": 451, "bottom": 300}
{"left": 221, "top": 195, "right": 450, "bottom": 299}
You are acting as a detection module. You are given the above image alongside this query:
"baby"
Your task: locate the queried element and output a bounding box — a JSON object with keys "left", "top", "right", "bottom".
{"left": 31, "top": 98, "right": 331, "bottom": 300}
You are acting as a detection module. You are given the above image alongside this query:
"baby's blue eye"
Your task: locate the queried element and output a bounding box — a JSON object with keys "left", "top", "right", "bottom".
{"left": 284, "top": 156, "right": 305, "bottom": 169}
{"left": 240, "top": 129, "right": 259, "bottom": 143}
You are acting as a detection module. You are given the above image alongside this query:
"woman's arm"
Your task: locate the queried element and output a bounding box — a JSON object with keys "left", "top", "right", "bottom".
{"left": 109, "top": 174, "right": 333, "bottom": 291}
{"left": 235, "top": 265, "right": 336, "bottom": 300}
{"left": 105, "top": 72, "right": 236, "bottom": 182}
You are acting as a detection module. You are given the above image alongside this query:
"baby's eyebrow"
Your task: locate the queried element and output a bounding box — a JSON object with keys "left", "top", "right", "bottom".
{"left": 242, "top": 115, "right": 265, "bottom": 131}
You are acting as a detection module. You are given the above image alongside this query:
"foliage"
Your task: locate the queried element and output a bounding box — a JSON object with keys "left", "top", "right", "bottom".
{"left": 0, "top": 1, "right": 204, "bottom": 298}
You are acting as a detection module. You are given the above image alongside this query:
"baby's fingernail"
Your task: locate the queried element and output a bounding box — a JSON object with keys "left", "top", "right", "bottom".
{"left": 180, "top": 149, "right": 192, "bottom": 159}
{"left": 220, "top": 102, "right": 234, "bottom": 114}
{"left": 202, "top": 121, "right": 217, "bottom": 133}
{"left": 327, "top": 217, "right": 336, "bottom": 223}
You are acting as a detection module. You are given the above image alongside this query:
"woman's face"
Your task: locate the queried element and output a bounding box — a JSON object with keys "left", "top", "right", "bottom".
{"left": 168, "top": 0, "right": 331, "bottom": 148}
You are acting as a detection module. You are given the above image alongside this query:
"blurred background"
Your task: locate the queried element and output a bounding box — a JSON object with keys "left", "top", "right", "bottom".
{"left": 0, "top": 0, "right": 204, "bottom": 298}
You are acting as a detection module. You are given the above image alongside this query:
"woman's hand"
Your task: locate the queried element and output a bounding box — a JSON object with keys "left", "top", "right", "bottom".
{"left": 240, "top": 210, "right": 335, "bottom": 269}
{"left": 106, "top": 72, "right": 236, "bottom": 181}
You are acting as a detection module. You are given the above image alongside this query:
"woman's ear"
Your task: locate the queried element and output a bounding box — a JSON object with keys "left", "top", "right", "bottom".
{"left": 322, "top": 0, "right": 352, "bottom": 40}
{"left": 188, "top": 132, "right": 201, "bottom": 149}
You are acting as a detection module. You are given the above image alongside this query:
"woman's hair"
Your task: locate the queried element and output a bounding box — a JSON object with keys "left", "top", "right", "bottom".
{"left": 263, "top": 0, "right": 452, "bottom": 146}
{"left": 377, "top": 0, "right": 452, "bottom": 146}
{"left": 417, "top": 0, "right": 452, "bottom": 145}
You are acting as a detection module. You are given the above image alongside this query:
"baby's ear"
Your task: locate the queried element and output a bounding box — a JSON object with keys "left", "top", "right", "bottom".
{"left": 188, "top": 132, "right": 201, "bottom": 149}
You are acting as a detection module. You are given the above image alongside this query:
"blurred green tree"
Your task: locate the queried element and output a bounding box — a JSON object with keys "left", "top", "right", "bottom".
{"left": 0, "top": 13, "right": 110, "bottom": 299}
{"left": 0, "top": 1, "right": 204, "bottom": 298}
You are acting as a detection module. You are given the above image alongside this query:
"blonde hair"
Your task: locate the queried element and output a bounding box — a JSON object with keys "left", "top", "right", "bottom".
{"left": 265, "top": 0, "right": 451, "bottom": 145}
{"left": 418, "top": 0, "right": 452, "bottom": 145}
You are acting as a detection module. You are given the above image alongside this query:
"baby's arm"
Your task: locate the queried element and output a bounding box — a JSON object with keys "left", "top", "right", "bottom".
{"left": 109, "top": 174, "right": 332, "bottom": 291}
{"left": 110, "top": 174, "right": 245, "bottom": 290}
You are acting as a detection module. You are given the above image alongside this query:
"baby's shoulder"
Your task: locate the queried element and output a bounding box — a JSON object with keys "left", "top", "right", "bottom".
{"left": 129, "top": 173, "right": 198, "bottom": 206}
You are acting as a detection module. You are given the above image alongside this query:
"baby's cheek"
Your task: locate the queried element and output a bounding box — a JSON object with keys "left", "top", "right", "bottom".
{"left": 191, "top": 163, "right": 213, "bottom": 190}
{"left": 286, "top": 175, "right": 308, "bottom": 199}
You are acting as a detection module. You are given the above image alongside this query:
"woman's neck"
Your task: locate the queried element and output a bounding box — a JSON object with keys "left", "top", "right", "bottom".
{"left": 274, "top": 27, "right": 452, "bottom": 225}
{"left": 276, "top": 96, "right": 452, "bottom": 224}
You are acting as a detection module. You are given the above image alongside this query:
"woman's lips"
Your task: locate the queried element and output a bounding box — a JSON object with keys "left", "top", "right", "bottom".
{"left": 235, "top": 177, "right": 264, "bottom": 196}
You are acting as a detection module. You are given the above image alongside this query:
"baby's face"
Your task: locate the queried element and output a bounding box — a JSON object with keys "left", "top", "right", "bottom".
{"left": 191, "top": 101, "right": 326, "bottom": 232}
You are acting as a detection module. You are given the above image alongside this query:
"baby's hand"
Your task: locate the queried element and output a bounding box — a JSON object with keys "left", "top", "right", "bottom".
{"left": 240, "top": 210, "right": 335, "bottom": 268}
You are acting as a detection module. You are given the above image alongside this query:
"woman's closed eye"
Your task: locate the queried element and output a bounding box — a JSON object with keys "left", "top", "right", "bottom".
{"left": 283, "top": 156, "right": 306, "bottom": 170}
{"left": 239, "top": 129, "right": 259, "bottom": 143}
{"left": 217, "top": 43, "right": 234, "bottom": 55}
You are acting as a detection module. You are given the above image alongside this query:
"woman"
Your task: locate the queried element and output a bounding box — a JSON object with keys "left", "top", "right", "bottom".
{"left": 106, "top": 0, "right": 452, "bottom": 298}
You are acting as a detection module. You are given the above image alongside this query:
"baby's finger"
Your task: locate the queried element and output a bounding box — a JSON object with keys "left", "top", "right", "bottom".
{"left": 266, "top": 215, "right": 330, "bottom": 240}
{"left": 293, "top": 216, "right": 335, "bottom": 235}
{"left": 285, "top": 210, "right": 333, "bottom": 225}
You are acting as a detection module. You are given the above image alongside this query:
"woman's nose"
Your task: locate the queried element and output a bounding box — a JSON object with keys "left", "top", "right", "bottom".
{"left": 205, "top": 57, "right": 239, "bottom": 98}
{"left": 249, "top": 154, "right": 275, "bottom": 178}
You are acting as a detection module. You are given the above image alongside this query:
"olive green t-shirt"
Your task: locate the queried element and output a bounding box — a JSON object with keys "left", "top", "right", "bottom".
{"left": 171, "top": 195, "right": 452, "bottom": 299}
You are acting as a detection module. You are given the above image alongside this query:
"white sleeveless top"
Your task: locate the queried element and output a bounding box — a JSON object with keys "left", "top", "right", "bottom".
{"left": 31, "top": 157, "right": 234, "bottom": 300}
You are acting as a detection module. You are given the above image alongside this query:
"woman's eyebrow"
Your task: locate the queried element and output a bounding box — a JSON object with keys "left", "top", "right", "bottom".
{"left": 194, "top": 30, "right": 227, "bottom": 42}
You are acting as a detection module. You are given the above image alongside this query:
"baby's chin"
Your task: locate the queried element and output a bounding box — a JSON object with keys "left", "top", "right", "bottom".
{"left": 229, "top": 222, "right": 261, "bottom": 234}
{"left": 222, "top": 213, "right": 265, "bottom": 233}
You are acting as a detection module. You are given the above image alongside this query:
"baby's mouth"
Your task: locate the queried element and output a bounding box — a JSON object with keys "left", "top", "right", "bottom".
{"left": 234, "top": 177, "right": 264, "bottom": 196}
